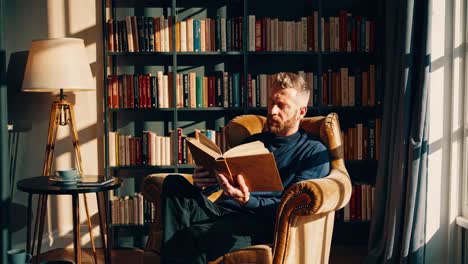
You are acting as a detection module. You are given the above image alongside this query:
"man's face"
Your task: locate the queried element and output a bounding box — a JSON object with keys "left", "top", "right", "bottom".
{"left": 266, "top": 86, "right": 303, "bottom": 136}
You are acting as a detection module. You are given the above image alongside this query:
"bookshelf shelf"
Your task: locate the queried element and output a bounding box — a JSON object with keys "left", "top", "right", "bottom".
{"left": 109, "top": 107, "right": 243, "bottom": 112}
{"left": 109, "top": 224, "right": 151, "bottom": 229}
{"left": 109, "top": 0, "right": 171, "bottom": 8}
{"left": 107, "top": 51, "right": 174, "bottom": 56}
{"left": 110, "top": 164, "right": 196, "bottom": 170}
{"left": 107, "top": 51, "right": 244, "bottom": 56}
{"left": 246, "top": 51, "right": 320, "bottom": 55}
{"left": 109, "top": 107, "right": 176, "bottom": 112}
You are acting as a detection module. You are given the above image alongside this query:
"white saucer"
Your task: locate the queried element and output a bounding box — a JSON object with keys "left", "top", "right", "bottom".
{"left": 49, "top": 176, "right": 81, "bottom": 185}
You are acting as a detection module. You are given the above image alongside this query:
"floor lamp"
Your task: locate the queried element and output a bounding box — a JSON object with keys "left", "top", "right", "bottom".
{"left": 21, "top": 38, "right": 102, "bottom": 263}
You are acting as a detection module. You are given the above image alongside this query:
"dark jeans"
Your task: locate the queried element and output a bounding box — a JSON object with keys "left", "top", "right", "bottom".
{"left": 160, "top": 174, "right": 274, "bottom": 264}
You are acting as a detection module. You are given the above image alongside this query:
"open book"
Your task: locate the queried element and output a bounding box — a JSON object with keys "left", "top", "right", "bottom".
{"left": 185, "top": 133, "right": 283, "bottom": 192}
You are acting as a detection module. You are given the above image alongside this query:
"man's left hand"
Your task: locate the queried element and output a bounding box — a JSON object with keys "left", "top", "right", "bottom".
{"left": 216, "top": 173, "right": 250, "bottom": 206}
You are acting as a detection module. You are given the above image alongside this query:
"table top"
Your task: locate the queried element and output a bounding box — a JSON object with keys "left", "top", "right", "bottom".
{"left": 17, "top": 176, "right": 121, "bottom": 195}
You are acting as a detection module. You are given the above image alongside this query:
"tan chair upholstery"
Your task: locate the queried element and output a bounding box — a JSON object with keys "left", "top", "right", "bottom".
{"left": 140, "top": 113, "right": 352, "bottom": 264}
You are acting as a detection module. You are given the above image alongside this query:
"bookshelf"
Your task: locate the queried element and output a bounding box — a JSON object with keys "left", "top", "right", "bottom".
{"left": 102, "top": 0, "right": 384, "bottom": 248}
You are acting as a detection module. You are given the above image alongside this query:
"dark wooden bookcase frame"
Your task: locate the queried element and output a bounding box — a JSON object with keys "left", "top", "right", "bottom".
{"left": 102, "top": 0, "right": 384, "bottom": 248}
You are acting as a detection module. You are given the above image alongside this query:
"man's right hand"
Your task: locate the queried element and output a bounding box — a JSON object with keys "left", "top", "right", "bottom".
{"left": 192, "top": 166, "right": 217, "bottom": 189}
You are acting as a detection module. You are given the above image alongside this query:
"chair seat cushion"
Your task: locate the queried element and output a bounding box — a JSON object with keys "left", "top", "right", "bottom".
{"left": 143, "top": 230, "right": 271, "bottom": 264}
{"left": 209, "top": 244, "right": 273, "bottom": 264}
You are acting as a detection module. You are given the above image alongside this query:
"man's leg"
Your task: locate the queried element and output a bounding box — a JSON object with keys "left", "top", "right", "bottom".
{"left": 188, "top": 210, "right": 275, "bottom": 262}
{"left": 160, "top": 174, "right": 229, "bottom": 264}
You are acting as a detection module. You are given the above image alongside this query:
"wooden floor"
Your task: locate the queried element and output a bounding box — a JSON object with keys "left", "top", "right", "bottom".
{"left": 37, "top": 246, "right": 367, "bottom": 264}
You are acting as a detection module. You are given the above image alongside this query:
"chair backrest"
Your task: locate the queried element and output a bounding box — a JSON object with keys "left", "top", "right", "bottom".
{"left": 224, "top": 113, "right": 346, "bottom": 172}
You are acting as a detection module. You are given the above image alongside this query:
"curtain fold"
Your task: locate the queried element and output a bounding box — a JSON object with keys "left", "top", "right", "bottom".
{"left": 365, "top": 0, "right": 430, "bottom": 263}
{"left": 0, "top": 0, "right": 9, "bottom": 261}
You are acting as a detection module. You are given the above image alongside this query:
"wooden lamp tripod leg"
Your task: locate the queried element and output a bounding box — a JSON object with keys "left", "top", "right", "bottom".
{"left": 68, "top": 104, "right": 98, "bottom": 264}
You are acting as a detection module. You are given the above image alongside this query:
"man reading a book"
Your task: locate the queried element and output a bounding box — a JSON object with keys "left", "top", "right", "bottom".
{"left": 160, "top": 72, "right": 330, "bottom": 264}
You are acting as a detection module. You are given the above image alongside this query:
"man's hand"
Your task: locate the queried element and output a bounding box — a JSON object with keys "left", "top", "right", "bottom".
{"left": 216, "top": 173, "right": 250, "bottom": 206}
{"left": 192, "top": 166, "right": 217, "bottom": 189}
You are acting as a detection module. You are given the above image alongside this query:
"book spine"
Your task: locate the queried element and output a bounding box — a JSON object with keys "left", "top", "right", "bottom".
{"left": 232, "top": 73, "right": 240, "bottom": 107}
{"left": 215, "top": 71, "right": 223, "bottom": 107}
{"left": 196, "top": 76, "right": 203, "bottom": 107}
{"left": 193, "top": 19, "right": 201, "bottom": 52}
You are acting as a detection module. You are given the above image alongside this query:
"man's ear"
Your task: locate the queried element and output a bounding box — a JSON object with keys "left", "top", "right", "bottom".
{"left": 299, "top": 106, "right": 307, "bottom": 118}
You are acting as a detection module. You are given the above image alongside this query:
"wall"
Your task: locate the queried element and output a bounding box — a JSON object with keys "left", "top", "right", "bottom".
{"left": 5, "top": 0, "right": 103, "bottom": 250}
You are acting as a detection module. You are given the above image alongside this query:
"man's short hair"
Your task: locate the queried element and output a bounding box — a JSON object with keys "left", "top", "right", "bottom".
{"left": 272, "top": 72, "right": 310, "bottom": 106}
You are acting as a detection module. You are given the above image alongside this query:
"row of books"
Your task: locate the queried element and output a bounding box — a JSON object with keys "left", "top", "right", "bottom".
{"left": 341, "top": 119, "right": 382, "bottom": 161}
{"left": 321, "top": 65, "right": 380, "bottom": 107}
{"left": 108, "top": 131, "right": 172, "bottom": 167}
{"left": 109, "top": 193, "right": 154, "bottom": 225}
{"left": 247, "top": 12, "right": 375, "bottom": 53}
{"left": 106, "top": 16, "right": 243, "bottom": 53}
{"left": 336, "top": 184, "right": 375, "bottom": 222}
{"left": 107, "top": 12, "right": 374, "bottom": 53}
{"left": 108, "top": 128, "right": 229, "bottom": 167}
{"left": 107, "top": 71, "right": 245, "bottom": 109}
{"left": 107, "top": 66, "right": 378, "bottom": 110}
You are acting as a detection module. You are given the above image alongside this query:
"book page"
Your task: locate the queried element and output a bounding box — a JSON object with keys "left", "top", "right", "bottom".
{"left": 197, "top": 131, "right": 222, "bottom": 154}
{"left": 186, "top": 137, "right": 222, "bottom": 167}
{"left": 223, "top": 140, "right": 268, "bottom": 158}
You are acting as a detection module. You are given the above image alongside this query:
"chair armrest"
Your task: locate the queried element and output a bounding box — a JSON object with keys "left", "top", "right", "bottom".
{"left": 272, "top": 168, "right": 352, "bottom": 263}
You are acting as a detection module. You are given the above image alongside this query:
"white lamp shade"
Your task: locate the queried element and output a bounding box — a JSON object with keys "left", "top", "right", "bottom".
{"left": 22, "top": 38, "right": 94, "bottom": 92}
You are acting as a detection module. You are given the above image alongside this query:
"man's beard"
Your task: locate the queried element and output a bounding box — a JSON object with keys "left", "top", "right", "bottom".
{"left": 266, "top": 113, "right": 298, "bottom": 135}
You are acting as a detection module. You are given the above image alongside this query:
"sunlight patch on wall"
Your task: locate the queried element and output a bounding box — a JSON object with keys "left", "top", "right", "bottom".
{"left": 426, "top": 148, "right": 442, "bottom": 242}
{"left": 454, "top": 0, "right": 464, "bottom": 47}
{"left": 56, "top": 121, "right": 71, "bottom": 141}
{"left": 428, "top": 67, "right": 444, "bottom": 143}
{"left": 47, "top": 0, "right": 66, "bottom": 38}
{"left": 68, "top": 0, "right": 96, "bottom": 35}
{"left": 85, "top": 42, "right": 97, "bottom": 64}
{"left": 55, "top": 151, "right": 73, "bottom": 171}
{"left": 430, "top": 0, "right": 446, "bottom": 60}
{"left": 79, "top": 137, "right": 99, "bottom": 174}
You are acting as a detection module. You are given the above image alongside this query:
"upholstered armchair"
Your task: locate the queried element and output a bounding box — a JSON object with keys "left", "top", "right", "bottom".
{"left": 140, "top": 112, "right": 352, "bottom": 264}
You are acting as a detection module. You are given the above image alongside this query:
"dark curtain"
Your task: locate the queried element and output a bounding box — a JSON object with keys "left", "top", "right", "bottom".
{"left": 0, "top": 0, "right": 9, "bottom": 262}
{"left": 365, "top": 0, "right": 430, "bottom": 263}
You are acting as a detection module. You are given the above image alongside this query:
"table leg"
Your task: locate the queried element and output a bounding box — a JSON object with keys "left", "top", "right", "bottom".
{"left": 26, "top": 194, "right": 32, "bottom": 254}
{"left": 72, "top": 194, "right": 82, "bottom": 264}
{"left": 36, "top": 194, "right": 48, "bottom": 264}
{"left": 83, "top": 193, "right": 98, "bottom": 264}
{"left": 97, "top": 192, "right": 111, "bottom": 264}
{"left": 31, "top": 194, "right": 43, "bottom": 257}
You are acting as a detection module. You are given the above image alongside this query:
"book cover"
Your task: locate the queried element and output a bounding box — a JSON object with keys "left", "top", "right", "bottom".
{"left": 186, "top": 133, "right": 283, "bottom": 192}
{"left": 77, "top": 176, "right": 115, "bottom": 187}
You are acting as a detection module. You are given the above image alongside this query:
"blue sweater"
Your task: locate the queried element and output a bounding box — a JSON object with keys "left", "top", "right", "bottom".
{"left": 216, "top": 128, "right": 330, "bottom": 213}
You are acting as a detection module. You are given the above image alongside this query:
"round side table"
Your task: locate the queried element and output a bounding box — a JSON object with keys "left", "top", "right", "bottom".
{"left": 17, "top": 176, "right": 121, "bottom": 264}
